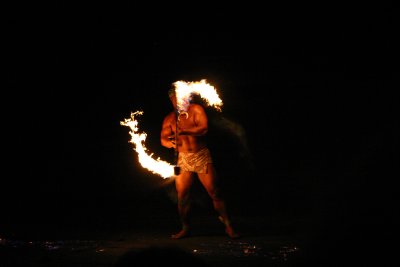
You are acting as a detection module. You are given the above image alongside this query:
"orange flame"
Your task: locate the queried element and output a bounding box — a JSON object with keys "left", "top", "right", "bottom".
{"left": 120, "top": 111, "right": 175, "bottom": 179}
{"left": 173, "top": 79, "right": 223, "bottom": 112}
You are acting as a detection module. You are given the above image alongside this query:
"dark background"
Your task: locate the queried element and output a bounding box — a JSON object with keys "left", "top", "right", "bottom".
{"left": 4, "top": 3, "right": 397, "bottom": 252}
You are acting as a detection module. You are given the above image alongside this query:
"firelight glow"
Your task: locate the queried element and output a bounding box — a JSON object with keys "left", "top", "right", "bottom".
{"left": 174, "top": 79, "right": 223, "bottom": 112}
{"left": 121, "top": 80, "right": 223, "bottom": 179}
{"left": 120, "top": 111, "right": 175, "bottom": 179}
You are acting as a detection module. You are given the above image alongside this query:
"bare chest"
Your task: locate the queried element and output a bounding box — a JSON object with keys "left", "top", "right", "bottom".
{"left": 177, "top": 110, "right": 196, "bottom": 128}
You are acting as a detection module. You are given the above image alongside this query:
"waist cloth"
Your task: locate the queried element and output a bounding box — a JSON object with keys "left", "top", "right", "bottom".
{"left": 178, "top": 147, "right": 213, "bottom": 174}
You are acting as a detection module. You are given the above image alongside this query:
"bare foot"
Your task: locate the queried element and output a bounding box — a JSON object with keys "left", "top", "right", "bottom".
{"left": 218, "top": 216, "right": 241, "bottom": 239}
{"left": 171, "top": 228, "right": 190, "bottom": 239}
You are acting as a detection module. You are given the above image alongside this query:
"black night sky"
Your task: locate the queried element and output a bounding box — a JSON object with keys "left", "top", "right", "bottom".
{"left": 3, "top": 3, "right": 398, "bottom": 265}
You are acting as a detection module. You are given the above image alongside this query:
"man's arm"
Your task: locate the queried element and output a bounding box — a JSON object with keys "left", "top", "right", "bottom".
{"left": 160, "top": 115, "right": 176, "bottom": 149}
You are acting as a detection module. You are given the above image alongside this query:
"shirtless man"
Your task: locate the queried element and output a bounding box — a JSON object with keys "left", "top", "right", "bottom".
{"left": 160, "top": 86, "right": 240, "bottom": 239}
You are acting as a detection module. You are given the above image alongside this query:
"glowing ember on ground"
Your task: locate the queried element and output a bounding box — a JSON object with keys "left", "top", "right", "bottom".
{"left": 120, "top": 111, "right": 175, "bottom": 179}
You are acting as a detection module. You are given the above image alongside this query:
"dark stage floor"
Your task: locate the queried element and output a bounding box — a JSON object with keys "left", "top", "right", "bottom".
{"left": 1, "top": 168, "right": 395, "bottom": 266}
{"left": 1, "top": 211, "right": 315, "bottom": 267}
{"left": 1, "top": 209, "right": 391, "bottom": 267}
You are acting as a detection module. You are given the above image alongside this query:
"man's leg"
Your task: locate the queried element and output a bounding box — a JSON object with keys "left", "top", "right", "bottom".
{"left": 171, "top": 171, "right": 194, "bottom": 239}
{"left": 198, "top": 164, "right": 240, "bottom": 239}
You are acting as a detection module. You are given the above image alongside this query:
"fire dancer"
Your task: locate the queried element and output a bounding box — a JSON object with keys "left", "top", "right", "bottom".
{"left": 160, "top": 85, "right": 240, "bottom": 239}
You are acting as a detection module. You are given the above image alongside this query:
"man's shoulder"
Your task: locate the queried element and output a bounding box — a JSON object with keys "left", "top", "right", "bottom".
{"left": 164, "top": 111, "right": 175, "bottom": 121}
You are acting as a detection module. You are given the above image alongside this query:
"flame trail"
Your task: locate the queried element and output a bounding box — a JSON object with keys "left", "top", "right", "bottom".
{"left": 174, "top": 79, "right": 223, "bottom": 112}
{"left": 120, "top": 111, "right": 175, "bottom": 179}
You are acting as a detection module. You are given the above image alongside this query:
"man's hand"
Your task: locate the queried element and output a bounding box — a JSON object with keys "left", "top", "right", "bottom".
{"left": 168, "top": 135, "right": 176, "bottom": 148}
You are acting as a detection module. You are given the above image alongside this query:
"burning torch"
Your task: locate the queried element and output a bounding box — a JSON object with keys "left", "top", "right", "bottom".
{"left": 173, "top": 108, "right": 180, "bottom": 175}
{"left": 170, "top": 79, "right": 222, "bottom": 176}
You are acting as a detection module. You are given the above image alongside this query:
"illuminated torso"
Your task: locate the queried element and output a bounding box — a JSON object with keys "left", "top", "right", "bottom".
{"left": 170, "top": 104, "right": 207, "bottom": 153}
